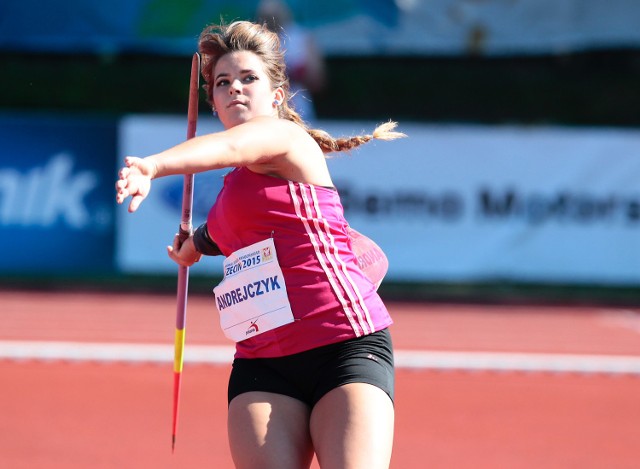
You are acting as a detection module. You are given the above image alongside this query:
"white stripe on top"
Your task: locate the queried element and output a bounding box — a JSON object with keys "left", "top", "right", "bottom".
{"left": 305, "top": 184, "right": 375, "bottom": 333}
{"left": 288, "top": 181, "right": 371, "bottom": 336}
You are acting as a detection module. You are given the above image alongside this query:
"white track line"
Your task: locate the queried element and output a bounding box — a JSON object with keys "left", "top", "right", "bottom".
{"left": 0, "top": 341, "right": 234, "bottom": 364}
{"left": 395, "top": 350, "right": 640, "bottom": 374}
{"left": 2, "top": 341, "right": 640, "bottom": 375}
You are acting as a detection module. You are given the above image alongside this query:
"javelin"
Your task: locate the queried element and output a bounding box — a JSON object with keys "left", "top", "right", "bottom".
{"left": 172, "top": 52, "right": 201, "bottom": 452}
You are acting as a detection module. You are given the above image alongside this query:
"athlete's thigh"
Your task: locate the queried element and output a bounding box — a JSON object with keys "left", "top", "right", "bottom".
{"left": 228, "top": 391, "right": 314, "bottom": 469}
{"left": 310, "top": 383, "right": 395, "bottom": 469}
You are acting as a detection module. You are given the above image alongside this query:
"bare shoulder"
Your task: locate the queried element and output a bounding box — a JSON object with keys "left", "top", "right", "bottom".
{"left": 252, "top": 116, "right": 315, "bottom": 142}
{"left": 247, "top": 118, "right": 332, "bottom": 185}
{"left": 242, "top": 116, "right": 322, "bottom": 157}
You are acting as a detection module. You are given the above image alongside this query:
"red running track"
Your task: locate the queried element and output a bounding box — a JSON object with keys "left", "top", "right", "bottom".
{"left": 1, "top": 290, "right": 640, "bottom": 468}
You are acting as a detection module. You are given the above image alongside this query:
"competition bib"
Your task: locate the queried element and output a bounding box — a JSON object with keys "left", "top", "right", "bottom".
{"left": 213, "top": 238, "right": 294, "bottom": 342}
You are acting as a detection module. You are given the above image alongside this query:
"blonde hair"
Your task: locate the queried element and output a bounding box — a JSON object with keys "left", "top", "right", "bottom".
{"left": 198, "top": 20, "right": 405, "bottom": 154}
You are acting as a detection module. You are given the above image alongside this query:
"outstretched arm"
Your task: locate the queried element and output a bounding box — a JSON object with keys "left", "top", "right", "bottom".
{"left": 115, "top": 116, "right": 301, "bottom": 212}
{"left": 146, "top": 116, "right": 300, "bottom": 176}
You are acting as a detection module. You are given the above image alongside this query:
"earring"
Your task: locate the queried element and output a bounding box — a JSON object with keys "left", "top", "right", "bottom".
{"left": 212, "top": 107, "right": 217, "bottom": 117}
{"left": 273, "top": 100, "right": 280, "bottom": 106}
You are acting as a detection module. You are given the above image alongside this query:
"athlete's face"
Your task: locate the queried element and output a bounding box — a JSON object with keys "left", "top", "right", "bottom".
{"left": 212, "top": 51, "right": 282, "bottom": 129}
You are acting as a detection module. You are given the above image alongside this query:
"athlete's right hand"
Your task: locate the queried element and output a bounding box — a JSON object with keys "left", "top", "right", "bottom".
{"left": 115, "top": 157, "right": 156, "bottom": 213}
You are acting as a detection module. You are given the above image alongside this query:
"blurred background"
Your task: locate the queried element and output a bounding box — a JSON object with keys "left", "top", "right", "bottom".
{"left": 1, "top": 0, "right": 639, "bottom": 304}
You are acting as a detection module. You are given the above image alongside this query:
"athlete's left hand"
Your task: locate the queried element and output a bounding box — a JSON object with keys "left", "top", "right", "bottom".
{"left": 167, "top": 233, "right": 202, "bottom": 267}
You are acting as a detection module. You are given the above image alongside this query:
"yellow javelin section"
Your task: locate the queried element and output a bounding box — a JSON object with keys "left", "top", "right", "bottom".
{"left": 173, "top": 328, "right": 186, "bottom": 373}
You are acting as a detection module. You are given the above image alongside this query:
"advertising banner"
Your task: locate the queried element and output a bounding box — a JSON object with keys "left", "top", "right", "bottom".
{"left": 0, "top": 113, "right": 117, "bottom": 273}
{"left": 118, "top": 116, "right": 640, "bottom": 285}
{"left": 117, "top": 115, "right": 227, "bottom": 276}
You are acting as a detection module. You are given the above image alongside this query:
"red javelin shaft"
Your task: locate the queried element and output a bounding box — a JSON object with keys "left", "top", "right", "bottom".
{"left": 172, "top": 52, "right": 201, "bottom": 453}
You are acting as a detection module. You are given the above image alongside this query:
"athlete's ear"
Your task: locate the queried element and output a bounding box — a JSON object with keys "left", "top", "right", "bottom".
{"left": 273, "top": 87, "right": 285, "bottom": 106}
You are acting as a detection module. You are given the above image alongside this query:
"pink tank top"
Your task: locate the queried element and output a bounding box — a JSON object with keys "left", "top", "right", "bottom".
{"left": 207, "top": 167, "right": 392, "bottom": 359}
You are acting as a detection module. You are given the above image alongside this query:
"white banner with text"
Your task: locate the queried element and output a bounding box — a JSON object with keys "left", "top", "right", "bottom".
{"left": 118, "top": 116, "right": 640, "bottom": 285}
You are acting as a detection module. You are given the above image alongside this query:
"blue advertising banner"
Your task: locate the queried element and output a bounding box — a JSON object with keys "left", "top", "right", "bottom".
{"left": 0, "top": 113, "right": 117, "bottom": 273}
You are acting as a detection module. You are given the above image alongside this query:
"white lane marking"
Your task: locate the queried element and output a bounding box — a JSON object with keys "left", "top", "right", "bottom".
{"left": 2, "top": 341, "right": 640, "bottom": 375}
{"left": 395, "top": 350, "right": 640, "bottom": 374}
{"left": 0, "top": 341, "right": 234, "bottom": 364}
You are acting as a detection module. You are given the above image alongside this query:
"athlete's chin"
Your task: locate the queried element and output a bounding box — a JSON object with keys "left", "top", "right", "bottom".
{"left": 220, "top": 116, "right": 245, "bottom": 129}
{"left": 220, "top": 112, "right": 254, "bottom": 129}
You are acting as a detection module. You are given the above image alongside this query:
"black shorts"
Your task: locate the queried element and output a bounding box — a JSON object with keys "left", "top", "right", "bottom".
{"left": 228, "top": 328, "right": 395, "bottom": 408}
